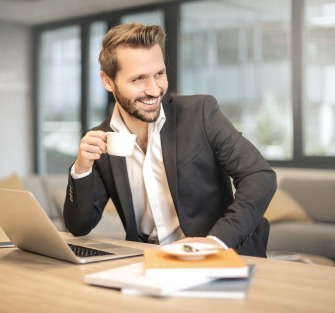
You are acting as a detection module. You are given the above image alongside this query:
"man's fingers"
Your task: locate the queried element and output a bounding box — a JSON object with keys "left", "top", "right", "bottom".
{"left": 74, "top": 131, "right": 108, "bottom": 174}
{"left": 79, "top": 150, "right": 102, "bottom": 160}
{"left": 80, "top": 142, "right": 103, "bottom": 155}
{"left": 82, "top": 131, "right": 107, "bottom": 154}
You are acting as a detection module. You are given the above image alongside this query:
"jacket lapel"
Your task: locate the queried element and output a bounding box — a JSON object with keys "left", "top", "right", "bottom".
{"left": 103, "top": 102, "right": 138, "bottom": 239}
{"left": 109, "top": 156, "right": 139, "bottom": 240}
{"left": 161, "top": 97, "right": 179, "bottom": 211}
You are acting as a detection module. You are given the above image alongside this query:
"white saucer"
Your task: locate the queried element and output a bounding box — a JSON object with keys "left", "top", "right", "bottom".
{"left": 160, "top": 243, "right": 219, "bottom": 260}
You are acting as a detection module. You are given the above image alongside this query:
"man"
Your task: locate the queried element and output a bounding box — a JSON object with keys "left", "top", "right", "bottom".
{"left": 64, "top": 23, "right": 276, "bottom": 257}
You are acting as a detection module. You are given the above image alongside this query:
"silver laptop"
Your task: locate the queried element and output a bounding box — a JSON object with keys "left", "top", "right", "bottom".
{"left": 0, "top": 188, "right": 143, "bottom": 264}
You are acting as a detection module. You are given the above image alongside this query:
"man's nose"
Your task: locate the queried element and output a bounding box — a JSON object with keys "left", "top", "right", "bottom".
{"left": 145, "top": 78, "right": 160, "bottom": 97}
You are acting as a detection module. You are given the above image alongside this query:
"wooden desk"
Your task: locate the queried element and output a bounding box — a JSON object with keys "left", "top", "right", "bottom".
{"left": 1, "top": 229, "right": 335, "bottom": 313}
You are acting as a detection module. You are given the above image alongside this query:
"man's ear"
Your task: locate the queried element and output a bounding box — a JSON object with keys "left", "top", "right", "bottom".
{"left": 100, "top": 71, "right": 114, "bottom": 93}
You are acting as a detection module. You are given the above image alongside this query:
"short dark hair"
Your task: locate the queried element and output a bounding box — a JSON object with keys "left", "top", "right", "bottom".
{"left": 99, "top": 23, "right": 166, "bottom": 80}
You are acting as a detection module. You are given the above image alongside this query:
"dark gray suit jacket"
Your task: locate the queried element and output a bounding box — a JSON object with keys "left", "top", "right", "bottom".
{"left": 64, "top": 94, "right": 276, "bottom": 256}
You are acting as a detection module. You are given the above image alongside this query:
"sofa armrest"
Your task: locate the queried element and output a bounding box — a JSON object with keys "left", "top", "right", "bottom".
{"left": 268, "top": 221, "right": 335, "bottom": 260}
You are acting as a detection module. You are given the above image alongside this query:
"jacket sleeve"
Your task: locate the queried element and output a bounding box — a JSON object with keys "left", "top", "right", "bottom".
{"left": 204, "top": 96, "right": 277, "bottom": 248}
{"left": 63, "top": 163, "right": 109, "bottom": 236}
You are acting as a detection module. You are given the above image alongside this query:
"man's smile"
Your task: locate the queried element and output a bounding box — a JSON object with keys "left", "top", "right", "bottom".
{"left": 139, "top": 98, "right": 158, "bottom": 105}
{"left": 137, "top": 94, "right": 163, "bottom": 109}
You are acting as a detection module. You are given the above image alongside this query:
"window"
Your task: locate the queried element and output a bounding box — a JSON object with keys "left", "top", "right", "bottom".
{"left": 217, "top": 29, "right": 239, "bottom": 65}
{"left": 37, "top": 26, "right": 81, "bottom": 173}
{"left": 179, "top": 0, "right": 292, "bottom": 160}
{"left": 121, "top": 10, "right": 164, "bottom": 25}
{"left": 304, "top": 0, "right": 335, "bottom": 156}
{"left": 87, "top": 21, "right": 108, "bottom": 129}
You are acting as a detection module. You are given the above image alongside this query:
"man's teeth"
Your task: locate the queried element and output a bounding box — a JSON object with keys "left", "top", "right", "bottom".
{"left": 140, "top": 99, "right": 156, "bottom": 105}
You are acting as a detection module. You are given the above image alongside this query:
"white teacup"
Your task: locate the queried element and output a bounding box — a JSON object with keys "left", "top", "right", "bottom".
{"left": 106, "top": 132, "right": 137, "bottom": 157}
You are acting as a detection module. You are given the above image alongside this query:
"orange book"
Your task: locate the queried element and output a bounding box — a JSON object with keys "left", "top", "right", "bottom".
{"left": 144, "top": 248, "right": 249, "bottom": 279}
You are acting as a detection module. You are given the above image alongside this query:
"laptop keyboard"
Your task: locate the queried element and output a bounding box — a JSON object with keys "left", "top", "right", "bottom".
{"left": 68, "top": 243, "right": 114, "bottom": 258}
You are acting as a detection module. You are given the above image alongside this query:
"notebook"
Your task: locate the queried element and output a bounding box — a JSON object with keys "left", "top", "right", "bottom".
{"left": 85, "top": 262, "right": 214, "bottom": 296}
{"left": 122, "top": 265, "right": 255, "bottom": 299}
{"left": 0, "top": 188, "right": 143, "bottom": 263}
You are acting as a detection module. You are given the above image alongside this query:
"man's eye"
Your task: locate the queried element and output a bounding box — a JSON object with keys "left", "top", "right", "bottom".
{"left": 156, "top": 71, "right": 165, "bottom": 77}
{"left": 133, "top": 77, "right": 144, "bottom": 82}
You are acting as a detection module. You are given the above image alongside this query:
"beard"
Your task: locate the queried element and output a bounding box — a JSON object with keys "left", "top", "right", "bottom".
{"left": 113, "top": 83, "right": 165, "bottom": 123}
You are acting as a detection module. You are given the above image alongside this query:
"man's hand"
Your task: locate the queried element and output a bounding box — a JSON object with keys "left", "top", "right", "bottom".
{"left": 74, "top": 131, "right": 107, "bottom": 174}
{"left": 173, "top": 237, "right": 223, "bottom": 248}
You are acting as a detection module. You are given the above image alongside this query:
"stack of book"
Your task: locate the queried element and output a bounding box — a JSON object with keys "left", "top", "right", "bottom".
{"left": 85, "top": 246, "right": 254, "bottom": 298}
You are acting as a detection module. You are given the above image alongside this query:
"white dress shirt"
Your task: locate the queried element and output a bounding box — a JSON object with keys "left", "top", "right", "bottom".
{"left": 110, "top": 103, "right": 185, "bottom": 245}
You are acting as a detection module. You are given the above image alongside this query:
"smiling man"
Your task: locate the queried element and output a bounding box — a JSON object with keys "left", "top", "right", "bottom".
{"left": 64, "top": 23, "right": 276, "bottom": 257}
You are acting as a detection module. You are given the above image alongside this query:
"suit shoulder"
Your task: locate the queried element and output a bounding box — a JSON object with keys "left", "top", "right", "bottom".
{"left": 167, "top": 94, "right": 216, "bottom": 103}
{"left": 166, "top": 94, "right": 218, "bottom": 109}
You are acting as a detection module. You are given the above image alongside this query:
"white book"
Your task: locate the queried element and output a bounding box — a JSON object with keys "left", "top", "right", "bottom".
{"left": 122, "top": 265, "right": 255, "bottom": 299}
{"left": 84, "top": 262, "right": 214, "bottom": 296}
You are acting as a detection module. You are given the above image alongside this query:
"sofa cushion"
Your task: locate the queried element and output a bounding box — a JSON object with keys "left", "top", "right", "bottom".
{"left": 22, "top": 175, "right": 57, "bottom": 219}
{"left": 268, "top": 221, "right": 335, "bottom": 260}
{"left": 52, "top": 188, "right": 66, "bottom": 216}
{"left": 0, "top": 173, "right": 61, "bottom": 220}
{"left": 264, "top": 189, "right": 312, "bottom": 223}
{"left": 281, "top": 178, "right": 335, "bottom": 223}
{"left": 0, "top": 173, "right": 24, "bottom": 190}
{"left": 41, "top": 175, "right": 68, "bottom": 217}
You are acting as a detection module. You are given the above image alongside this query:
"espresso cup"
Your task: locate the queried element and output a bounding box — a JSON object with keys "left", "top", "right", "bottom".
{"left": 106, "top": 132, "right": 137, "bottom": 157}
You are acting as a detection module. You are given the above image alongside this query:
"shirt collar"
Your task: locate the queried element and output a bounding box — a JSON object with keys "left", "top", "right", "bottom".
{"left": 110, "top": 102, "right": 166, "bottom": 135}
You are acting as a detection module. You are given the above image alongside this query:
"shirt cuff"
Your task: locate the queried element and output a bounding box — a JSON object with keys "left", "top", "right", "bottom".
{"left": 70, "top": 163, "right": 92, "bottom": 179}
{"left": 206, "top": 235, "right": 228, "bottom": 250}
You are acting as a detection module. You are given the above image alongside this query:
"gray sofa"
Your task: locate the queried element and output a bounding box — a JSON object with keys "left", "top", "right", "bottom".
{"left": 22, "top": 174, "right": 68, "bottom": 231}
{"left": 267, "top": 168, "right": 335, "bottom": 261}
{"left": 16, "top": 168, "right": 335, "bottom": 261}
